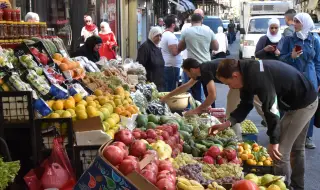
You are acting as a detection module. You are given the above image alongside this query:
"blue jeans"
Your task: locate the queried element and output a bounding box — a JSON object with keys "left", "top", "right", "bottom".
{"left": 307, "top": 116, "right": 314, "bottom": 138}
{"left": 164, "top": 67, "right": 180, "bottom": 92}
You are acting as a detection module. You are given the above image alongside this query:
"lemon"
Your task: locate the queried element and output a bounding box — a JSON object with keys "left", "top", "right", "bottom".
{"left": 94, "top": 89, "right": 103, "bottom": 96}
{"left": 77, "top": 100, "right": 88, "bottom": 106}
{"left": 52, "top": 100, "right": 64, "bottom": 111}
{"left": 110, "top": 113, "right": 120, "bottom": 123}
{"left": 106, "top": 117, "right": 116, "bottom": 128}
{"left": 50, "top": 113, "right": 60, "bottom": 118}
{"left": 99, "top": 97, "right": 109, "bottom": 105}
{"left": 86, "top": 96, "right": 94, "bottom": 102}
{"left": 75, "top": 104, "right": 86, "bottom": 112}
{"left": 66, "top": 109, "right": 76, "bottom": 115}
{"left": 103, "top": 103, "right": 114, "bottom": 114}
{"left": 46, "top": 100, "right": 55, "bottom": 108}
{"left": 73, "top": 93, "right": 83, "bottom": 103}
{"left": 77, "top": 111, "right": 88, "bottom": 120}
{"left": 61, "top": 111, "right": 72, "bottom": 118}
{"left": 64, "top": 99, "right": 75, "bottom": 109}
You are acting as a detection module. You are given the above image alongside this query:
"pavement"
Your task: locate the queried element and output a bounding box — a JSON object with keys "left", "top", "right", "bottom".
{"left": 214, "top": 33, "right": 320, "bottom": 189}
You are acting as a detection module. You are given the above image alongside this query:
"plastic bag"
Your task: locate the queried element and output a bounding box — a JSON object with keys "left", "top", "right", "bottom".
{"left": 95, "top": 57, "right": 109, "bottom": 69}
{"left": 131, "top": 90, "right": 148, "bottom": 114}
{"left": 24, "top": 137, "right": 76, "bottom": 190}
{"left": 147, "top": 100, "right": 171, "bottom": 115}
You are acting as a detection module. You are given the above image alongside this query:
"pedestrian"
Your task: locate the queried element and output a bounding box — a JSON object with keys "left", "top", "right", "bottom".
{"left": 160, "top": 58, "right": 242, "bottom": 139}
{"left": 210, "top": 59, "right": 318, "bottom": 190}
{"left": 278, "top": 9, "right": 296, "bottom": 50}
{"left": 99, "top": 22, "right": 117, "bottom": 60}
{"left": 71, "top": 35, "right": 102, "bottom": 62}
{"left": 160, "top": 15, "right": 183, "bottom": 92}
{"left": 157, "top": 18, "right": 165, "bottom": 32}
{"left": 212, "top": 26, "right": 228, "bottom": 59}
{"left": 178, "top": 13, "right": 219, "bottom": 106}
{"left": 279, "top": 12, "right": 320, "bottom": 149}
{"left": 255, "top": 18, "right": 281, "bottom": 60}
{"left": 227, "top": 20, "right": 236, "bottom": 44}
{"left": 81, "top": 16, "right": 98, "bottom": 43}
{"left": 137, "top": 27, "right": 165, "bottom": 92}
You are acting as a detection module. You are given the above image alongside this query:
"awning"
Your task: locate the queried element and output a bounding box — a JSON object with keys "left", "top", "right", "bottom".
{"left": 169, "top": 0, "right": 196, "bottom": 13}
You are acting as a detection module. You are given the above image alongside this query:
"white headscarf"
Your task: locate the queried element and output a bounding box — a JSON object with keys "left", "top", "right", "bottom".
{"left": 266, "top": 18, "right": 282, "bottom": 43}
{"left": 100, "top": 22, "right": 112, "bottom": 34}
{"left": 148, "top": 26, "right": 162, "bottom": 42}
{"left": 214, "top": 26, "right": 228, "bottom": 54}
{"left": 294, "top": 13, "right": 315, "bottom": 40}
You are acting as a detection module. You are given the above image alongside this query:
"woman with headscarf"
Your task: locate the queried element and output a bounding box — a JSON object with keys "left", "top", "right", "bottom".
{"left": 212, "top": 26, "right": 228, "bottom": 59}
{"left": 255, "top": 18, "right": 282, "bottom": 60}
{"left": 280, "top": 13, "right": 320, "bottom": 151}
{"left": 137, "top": 27, "right": 165, "bottom": 91}
{"left": 71, "top": 35, "right": 102, "bottom": 62}
{"left": 81, "top": 16, "right": 98, "bottom": 42}
{"left": 99, "top": 22, "right": 117, "bottom": 60}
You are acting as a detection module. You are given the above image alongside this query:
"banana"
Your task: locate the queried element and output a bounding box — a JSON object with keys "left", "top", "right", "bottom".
{"left": 177, "top": 177, "right": 192, "bottom": 186}
{"left": 177, "top": 181, "right": 205, "bottom": 190}
{"left": 189, "top": 180, "right": 203, "bottom": 187}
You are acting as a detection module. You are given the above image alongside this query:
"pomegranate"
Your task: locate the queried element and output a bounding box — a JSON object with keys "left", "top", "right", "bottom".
{"left": 223, "top": 148, "right": 237, "bottom": 161}
{"left": 230, "top": 157, "right": 241, "bottom": 165}
{"left": 170, "top": 124, "right": 178, "bottom": 134}
{"left": 144, "top": 162, "right": 158, "bottom": 174}
{"left": 38, "top": 53, "right": 49, "bottom": 65}
{"left": 132, "top": 131, "right": 141, "bottom": 139}
{"left": 146, "top": 138, "right": 156, "bottom": 144}
{"left": 146, "top": 129, "right": 157, "bottom": 139}
{"left": 118, "top": 159, "right": 140, "bottom": 176}
{"left": 140, "top": 131, "right": 147, "bottom": 139}
{"left": 164, "top": 139, "right": 175, "bottom": 149}
{"left": 156, "top": 136, "right": 164, "bottom": 141}
{"left": 161, "top": 125, "right": 173, "bottom": 136}
{"left": 114, "top": 129, "right": 134, "bottom": 145}
{"left": 102, "top": 145, "right": 124, "bottom": 166}
{"left": 130, "top": 140, "right": 147, "bottom": 157}
{"left": 173, "top": 133, "right": 180, "bottom": 144}
{"left": 141, "top": 169, "right": 157, "bottom": 184}
{"left": 157, "top": 170, "right": 176, "bottom": 183}
{"left": 216, "top": 155, "right": 228, "bottom": 165}
{"left": 203, "top": 156, "right": 215, "bottom": 164}
{"left": 207, "top": 145, "right": 221, "bottom": 159}
{"left": 177, "top": 144, "right": 183, "bottom": 152}
{"left": 232, "top": 180, "right": 259, "bottom": 190}
{"left": 124, "top": 155, "right": 139, "bottom": 162}
{"left": 158, "top": 161, "right": 175, "bottom": 174}
{"left": 156, "top": 178, "right": 176, "bottom": 190}
{"left": 30, "top": 47, "right": 40, "bottom": 56}
{"left": 144, "top": 150, "right": 159, "bottom": 164}
{"left": 112, "top": 141, "right": 129, "bottom": 157}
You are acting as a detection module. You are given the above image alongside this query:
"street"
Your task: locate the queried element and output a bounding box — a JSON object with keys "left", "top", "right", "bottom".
{"left": 213, "top": 33, "right": 320, "bottom": 189}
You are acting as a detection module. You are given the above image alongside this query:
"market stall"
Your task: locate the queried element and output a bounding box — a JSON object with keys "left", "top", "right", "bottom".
{"left": 0, "top": 17, "right": 285, "bottom": 189}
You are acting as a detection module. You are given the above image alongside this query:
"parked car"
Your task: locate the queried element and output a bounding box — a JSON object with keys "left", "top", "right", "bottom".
{"left": 203, "top": 16, "right": 223, "bottom": 33}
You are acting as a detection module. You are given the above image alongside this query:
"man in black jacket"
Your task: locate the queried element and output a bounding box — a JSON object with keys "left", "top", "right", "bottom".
{"left": 210, "top": 59, "right": 318, "bottom": 190}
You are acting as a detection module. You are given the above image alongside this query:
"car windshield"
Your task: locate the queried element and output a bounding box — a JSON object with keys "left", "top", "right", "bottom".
{"left": 248, "top": 18, "right": 286, "bottom": 34}
{"left": 203, "top": 18, "right": 223, "bottom": 33}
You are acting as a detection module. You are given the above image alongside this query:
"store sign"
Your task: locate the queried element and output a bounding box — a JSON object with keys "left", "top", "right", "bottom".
{"left": 108, "top": 0, "right": 117, "bottom": 34}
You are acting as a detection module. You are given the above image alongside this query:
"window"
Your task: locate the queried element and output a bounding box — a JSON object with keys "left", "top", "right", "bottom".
{"left": 248, "top": 18, "right": 286, "bottom": 34}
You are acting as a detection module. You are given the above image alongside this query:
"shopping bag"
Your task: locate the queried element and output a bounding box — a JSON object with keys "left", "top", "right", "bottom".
{"left": 24, "top": 137, "right": 76, "bottom": 189}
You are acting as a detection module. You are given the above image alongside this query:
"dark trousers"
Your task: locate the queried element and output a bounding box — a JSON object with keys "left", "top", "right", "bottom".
{"left": 164, "top": 66, "right": 180, "bottom": 92}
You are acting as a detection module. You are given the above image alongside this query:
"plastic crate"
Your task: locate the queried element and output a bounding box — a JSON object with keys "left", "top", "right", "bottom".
{"left": 242, "top": 133, "right": 258, "bottom": 142}
{"left": 0, "top": 91, "right": 34, "bottom": 126}
{"left": 242, "top": 162, "right": 274, "bottom": 176}
{"left": 74, "top": 145, "right": 101, "bottom": 179}
{"left": 33, "top": 118, "right": 74, "bottom": 166}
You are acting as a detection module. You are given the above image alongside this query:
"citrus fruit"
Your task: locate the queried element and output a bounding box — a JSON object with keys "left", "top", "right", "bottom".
{"left": 94, "top": 89, "right": 103, "bottom": 96}
{"left": 110, "top": 113, "right": 120, "bottom": 123}
{"left": 50, "top": 113, "right": 60, "bottom": 118}
{"left": 87, "top": 101, "right": 97, "bottom": 108}
{"left": 64, "top": 100, "right": 75, "bottom": 109}
{"left": 61, "top": 111, "right": 72, "bottom": 118}
{"left": 77, "top": 100, "right": 88, "bottom": 106}
{"left": 100, "top": 108, "right": 110, "bottom": 119}
{"left": 241, "top": 154, "right": 248, "bottom": 161}
{"left": 77, "top": 111, "right": 88, "bottom": 120}
{"left": 263, "top": 160, "right": 272, "bottom": 166}
{"left": 97, "top": 111, "right": 104, "bottom": 121}
{"left": 52, "top": 100, "right": 64, "bottom": 111}
{"left": 73, "top": 93, "right": 83, "bottom": 103}
{"left": 86, "top": 96, "right": 94, "bottom": 102}
{"left": 106, "top": 117, "right": 116, "bottom": 128}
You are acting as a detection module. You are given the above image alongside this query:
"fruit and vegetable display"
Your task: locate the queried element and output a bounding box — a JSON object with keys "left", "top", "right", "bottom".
{"left": 0, "top": 157, "right": 20, "bottom": 189}
{"left": 0, "top": 49, "right": 17, "bottom": 69}
{"left": 207, "top": 108, "right": 226, "bottom": 123}
{"left": 53, "top": 54, "right": 86, "bottom": 80}
{"left": 244, "top": 173, "right": 287, "bottom": 190}
{"left": 117, "top": 122, "right": 183, "bottom": 158}
{"left": 102, "top": 132, "right": 178, "bottom": 189}
{"left": 25, "top": 69, "right": 51, "bottom": 96}
{"left": 238, "top": 142, "right": 273, "bottom": 167}
{"left": 29, "top": 46, "right": 50, "bottom": 66}
{"left": 241, "top": 120, "right": 259, "bottom": 134}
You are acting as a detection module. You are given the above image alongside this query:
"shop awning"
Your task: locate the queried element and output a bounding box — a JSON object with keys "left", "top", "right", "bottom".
{"left": 169, "top": 0, "right": 196, "bottom": 13}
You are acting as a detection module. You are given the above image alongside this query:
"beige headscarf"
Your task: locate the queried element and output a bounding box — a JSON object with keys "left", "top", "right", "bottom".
{"left": 148, "top": 27, "right": 162, "bottom": 45}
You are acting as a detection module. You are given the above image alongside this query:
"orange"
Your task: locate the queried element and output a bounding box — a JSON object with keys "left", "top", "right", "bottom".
{"left": 59, "top": 63, "right": 69, "bottom": 71}
{"left": 61, "top": 57, "right": 70, "bottom": 63}
{"left": 247, "top": 159, "right": 256, "bottom": 166}
{"left": 253, "top": 146, "right": 260, "bottom": 152}
{"left": 241, "top": 154, "right": 248, "bottom": 161}
{"left": 248, "top": 154, "right": 255, "bottom": 160}
{"left": 120, "top": 110, "right": 132, "bottom": 118}
{"left": 114, "top": 86, "right": 124, "bottom": 95}
{"left": 53, "top": 53, "right": 63, "bottom": 61}
{"left": 252, "top": 143, "right": 259, "bottom": 148}
{"left": 52, "top": 100, "right": 64, "bottom": 111}
{"left": 238, "top": 146, "right": 244, "bottom": 153}
{"left": 114, "top": 107, "right": 123, "bottom": 115}
{"left": 263, "top": 160, "right": 272, "bottom": 166}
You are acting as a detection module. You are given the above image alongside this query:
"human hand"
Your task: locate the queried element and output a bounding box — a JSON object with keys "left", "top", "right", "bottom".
{"left": 267, "top": 144, "right": 282, "bottom": 161}
{"left": 274, "top": 49, "right": 280, "bottom": 56}
{"left": 184, "top": 108, "right": 201, "bottom": 117}
{"left": 264, "top": 45, "right": 275, "bottom": 52}
{"left": 291, "top": 48, "right": 303, "bottom": 59}
{"left": 160, "top": 95, "right": 169, "bottom": 103}
{"left": 208, "top": 121, "right": 231, "bottom": 135}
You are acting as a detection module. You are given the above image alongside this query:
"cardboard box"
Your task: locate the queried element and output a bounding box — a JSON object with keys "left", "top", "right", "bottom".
{"left": 74, "top": 141, "right": 158, "bottom": 190}
{"left": 73, "top": 117, "right": 112, "bottom": 146}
